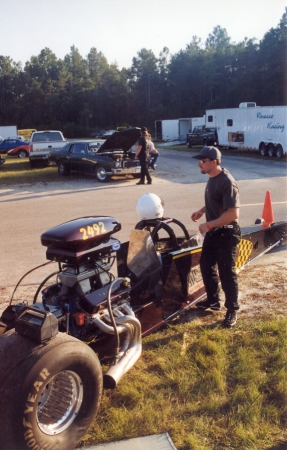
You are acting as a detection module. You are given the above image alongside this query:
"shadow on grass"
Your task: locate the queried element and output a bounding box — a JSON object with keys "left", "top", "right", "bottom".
{"left": 268, "top": 443, "right": 287, "bottom": 450}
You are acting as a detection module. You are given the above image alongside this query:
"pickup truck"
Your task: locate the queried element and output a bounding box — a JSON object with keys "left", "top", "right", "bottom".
{"left": 29, "top": 130, "right": 68, "bottom": 167}
{"left": 186, "top": 126, "right": 218, "bottom": 148}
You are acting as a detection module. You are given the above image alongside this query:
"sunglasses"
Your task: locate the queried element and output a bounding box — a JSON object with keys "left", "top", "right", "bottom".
{"left": 198, "top": 159, "right": 214, "bottom": 164}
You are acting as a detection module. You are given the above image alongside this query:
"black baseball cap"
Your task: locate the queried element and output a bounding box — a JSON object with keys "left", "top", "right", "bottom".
{"left": 192, "top": 146, "right": 221, "bottom": 161}
{"left": 141, "top": 127, "right": 147, "bottom": 132}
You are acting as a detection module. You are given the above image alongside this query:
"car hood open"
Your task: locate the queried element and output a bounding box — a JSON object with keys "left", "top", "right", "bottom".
{"left": 97, "top": 127, "right": 141, "bottom": 153}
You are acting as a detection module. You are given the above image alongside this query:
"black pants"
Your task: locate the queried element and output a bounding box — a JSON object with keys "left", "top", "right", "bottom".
{"left": 139, "top": 160, "right": 151, "bottom": 183}
{"left": 200, "top": 224, "right": 241, "bottom": 311}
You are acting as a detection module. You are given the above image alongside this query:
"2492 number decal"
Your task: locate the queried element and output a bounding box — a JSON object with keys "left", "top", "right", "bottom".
{"left": 80, "top": 222, "right": 107, "bottom": 240}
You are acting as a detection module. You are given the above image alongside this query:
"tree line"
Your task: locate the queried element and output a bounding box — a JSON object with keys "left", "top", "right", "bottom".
{"left": 0, "top": 8, "right": 286, "bottom": 137}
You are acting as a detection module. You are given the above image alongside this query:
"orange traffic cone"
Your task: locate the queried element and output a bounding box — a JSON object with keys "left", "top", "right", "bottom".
{"left": 262, "top": 191, "right": 275, "bottom": 228}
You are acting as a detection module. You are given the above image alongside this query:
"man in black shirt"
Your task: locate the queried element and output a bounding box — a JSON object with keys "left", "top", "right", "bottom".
{"left": 191, "top": 146, "right": 241, "bottom": 327}
{"left": 135, "top": 127, "right": 152, "bottom": 185}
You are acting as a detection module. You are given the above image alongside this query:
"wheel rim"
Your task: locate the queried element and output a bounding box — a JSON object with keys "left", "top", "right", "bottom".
{"left": 267, "top": 145, "right": 274, "bottom": 157}
{"left": 37, "top": 370, "right": 83, "bottom": 435}
{"left": 96, "top": 166, "right": 107, "bottom": 181}
{"left": 18, "top": 151, "right": 27, "bottom": 158}
{"left": 276, "top": 145, "right": 283, "bottom": 158}
{"left": 260, "top": 144, "right": 266, "bottom": 156}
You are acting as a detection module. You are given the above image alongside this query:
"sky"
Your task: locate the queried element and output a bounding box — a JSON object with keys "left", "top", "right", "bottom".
{"left": 1, "top": 0, "right": 286, "bottom": 69}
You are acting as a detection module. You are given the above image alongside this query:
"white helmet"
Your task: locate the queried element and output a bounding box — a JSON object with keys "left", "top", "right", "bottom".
{"left": 136, "top": 193, "right": 164, "bottom": 220}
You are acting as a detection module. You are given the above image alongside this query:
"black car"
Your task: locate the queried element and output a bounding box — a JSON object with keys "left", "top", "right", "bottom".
{"left": 48, "top": 128, "right": 142, "bottom": 182}
{"left": 0, "top": 138, "right": 29, "bottom": 154}
{"left": 186, "top": 126, "right": 218, "bottom": 148}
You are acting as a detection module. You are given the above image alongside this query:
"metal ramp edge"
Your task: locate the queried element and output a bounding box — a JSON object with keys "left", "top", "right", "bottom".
{"left": 76, "top": 433, "right": 177, "bottom": 450}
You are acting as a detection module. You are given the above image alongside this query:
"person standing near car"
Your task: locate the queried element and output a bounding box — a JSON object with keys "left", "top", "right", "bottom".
{"left": 135, "top": 127, "right": 152, "bottom": 185}
{"left": 191, "top": 146, "right": 241, "bottom": 328}
{"left": 147, "top": 133, "right": 159, "bottom": 170}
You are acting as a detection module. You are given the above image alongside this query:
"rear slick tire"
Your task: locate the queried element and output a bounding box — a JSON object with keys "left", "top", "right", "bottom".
{"left": 0, "top": 330, "right": 103, "bottom": 450}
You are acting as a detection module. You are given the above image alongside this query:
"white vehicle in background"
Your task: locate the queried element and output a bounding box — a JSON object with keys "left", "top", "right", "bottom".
{"left": 206, "top": 102, "right": 287, "bottom": 158}
{"left": 0, "top": 125, "right": 18, "bottom": 140}
{"left": 7, "top": 136, "right": 26, "bottom": 142}
{"left": 28, "top": 130, "right": 68, "bottom": 168}
{"left": 155, "top": 119, "right": 179, "bottom": 141}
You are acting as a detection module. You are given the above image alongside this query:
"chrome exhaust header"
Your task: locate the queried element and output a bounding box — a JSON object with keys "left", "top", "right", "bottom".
{"left": 91, "top": 303, "right": 142, "bottom": 389}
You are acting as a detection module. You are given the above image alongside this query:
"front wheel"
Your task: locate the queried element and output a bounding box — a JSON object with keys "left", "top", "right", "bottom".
{"left": 18, "top": 149, "right": 28, "bottom": 158}
{"left": 95, "top": 165, "right": 111, "bottom": 182}
{"left": 0, "top": 330, "right": 103, "bottom": 450}
{"left": 58, "top": 161, "right": 70, "bottom": 176}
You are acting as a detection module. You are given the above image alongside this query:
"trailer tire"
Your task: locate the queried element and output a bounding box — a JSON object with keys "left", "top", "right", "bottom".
{"left": 267, "top": 144, "right": 275, "bottom": 157}
{"left": 259, "top": 143, "right": 267, "bottom": 156}
{"left": 0, "top": 330, "right": 102, "bottom": 450}
{"left": 275, "top": 144, "right": 283, "bottom": 158}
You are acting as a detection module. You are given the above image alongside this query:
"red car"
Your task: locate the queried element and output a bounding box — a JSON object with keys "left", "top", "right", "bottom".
{"left": 7, "top": 144, "right": 29, "bottom": 159}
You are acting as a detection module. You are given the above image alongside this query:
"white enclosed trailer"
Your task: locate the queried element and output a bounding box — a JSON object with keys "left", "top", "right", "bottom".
{"left": 0, "top": 125, "right": 17, "bottom": 140}
{"left": 205, "top": 103, "right": 287, "bottom": 158}
{"left": 155, "top": 119, "right": 179, "bottom": 141}
{"left": 178, "top": 116, "right": 205, "bottom": 142}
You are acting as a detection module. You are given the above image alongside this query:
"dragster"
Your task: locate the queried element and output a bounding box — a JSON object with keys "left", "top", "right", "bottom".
{"left": 0, "top": 191, "right": 286, "bottom": 450}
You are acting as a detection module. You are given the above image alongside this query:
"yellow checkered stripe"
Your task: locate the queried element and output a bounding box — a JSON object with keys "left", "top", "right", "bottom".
{"left": 235, "top": 239, "right": 253, "bottom": 270}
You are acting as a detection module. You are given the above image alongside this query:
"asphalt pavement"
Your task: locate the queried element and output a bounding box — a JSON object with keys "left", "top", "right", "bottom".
{"left": 0, "top": 148, "right": 286, "bottom": 288}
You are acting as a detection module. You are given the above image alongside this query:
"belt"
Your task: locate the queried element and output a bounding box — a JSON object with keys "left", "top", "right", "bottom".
{"left": 216, "top": 225, "right": 234, "bottom": 229}
{"left": 213, "top": 223, "right": 236, "bottom": 232}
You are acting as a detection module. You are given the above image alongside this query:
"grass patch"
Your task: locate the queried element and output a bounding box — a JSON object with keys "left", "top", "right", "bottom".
{"left": 80, "top": 317, "right": 287, "bottom": 450}
{"left": 0, "top": 156, "right": 58, "bottom": 185}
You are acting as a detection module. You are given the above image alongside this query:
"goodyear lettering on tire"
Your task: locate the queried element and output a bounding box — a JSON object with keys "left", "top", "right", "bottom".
{"left": 22, "top": 368, "right": 50, "bottom": 450}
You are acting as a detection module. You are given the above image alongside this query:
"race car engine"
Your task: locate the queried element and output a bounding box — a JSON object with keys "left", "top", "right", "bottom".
{"left": 5, "top": 216, "right": 142, "bottom": 389}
